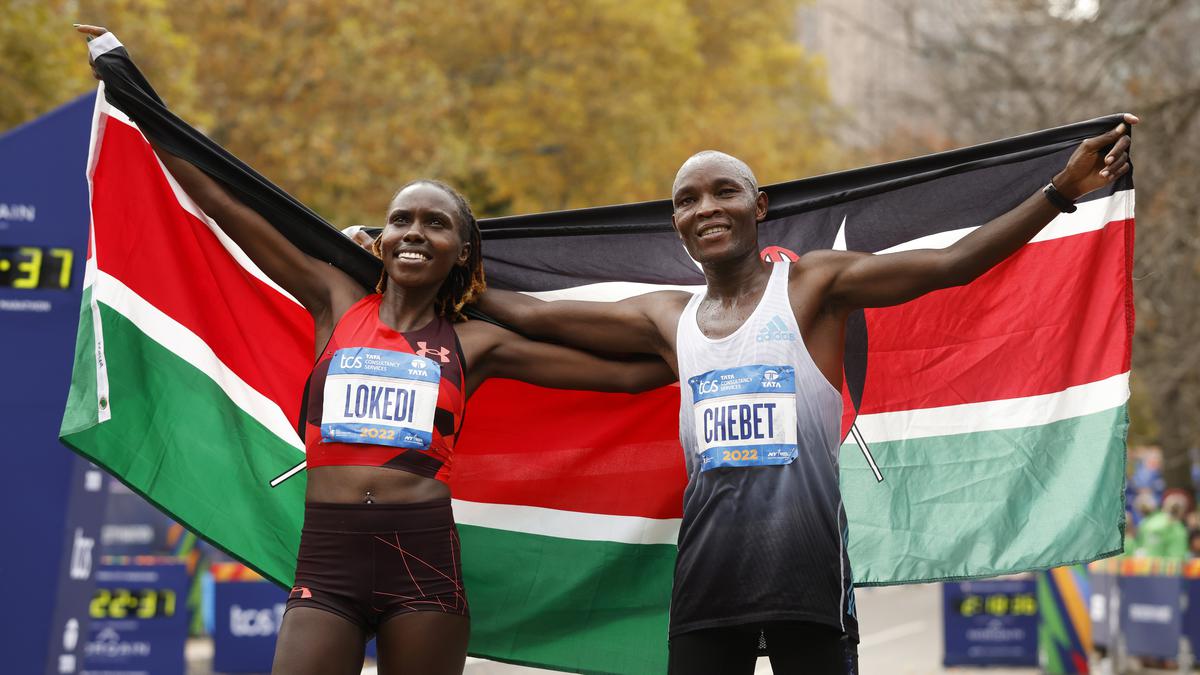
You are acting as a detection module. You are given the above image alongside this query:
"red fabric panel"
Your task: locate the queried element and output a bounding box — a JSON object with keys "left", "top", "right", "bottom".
{"left": 92, "top": 115, "right": 313, "bottom": 423}
{"left": 453, "top": 381, "right": 687, "bottom": 519}
{"left": 858, "top": 220, "right": 1130, "bottom": 414}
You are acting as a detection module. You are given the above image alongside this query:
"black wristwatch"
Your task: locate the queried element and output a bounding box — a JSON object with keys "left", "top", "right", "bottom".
{"left": 1042, "top": 182, "right": 1077, "bottom": 214}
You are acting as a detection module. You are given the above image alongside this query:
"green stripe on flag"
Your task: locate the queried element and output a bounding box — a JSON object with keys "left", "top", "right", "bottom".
{"left": 461, "top": 524, "right": 675, "bottom": 674}
{"left": 842, "top": 404, "right": 1128, "bottom": 585}
{"left": 60, "top": 304, "right": 306, "bottom": 586}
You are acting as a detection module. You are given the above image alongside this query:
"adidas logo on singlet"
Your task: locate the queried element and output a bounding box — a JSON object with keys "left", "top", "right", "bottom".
{"left": 756, "top": 315, "right": 796, "bottom": 343}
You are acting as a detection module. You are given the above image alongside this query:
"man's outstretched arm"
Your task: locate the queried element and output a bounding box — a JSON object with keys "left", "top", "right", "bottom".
{"left": 819, "top": 115, "right": 1136, "bottom": 310}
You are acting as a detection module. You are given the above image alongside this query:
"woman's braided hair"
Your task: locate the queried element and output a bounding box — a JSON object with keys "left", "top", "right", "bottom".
{"left": 370, "top": 180, "right": 486, "bottom": 322}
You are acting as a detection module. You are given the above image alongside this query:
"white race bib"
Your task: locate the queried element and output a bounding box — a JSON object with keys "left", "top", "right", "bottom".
{"left": 321, "top": 347, "right": 440, "bottom": 449}
{"left": 688, "top": 365, "right": 798, "bottom": 471}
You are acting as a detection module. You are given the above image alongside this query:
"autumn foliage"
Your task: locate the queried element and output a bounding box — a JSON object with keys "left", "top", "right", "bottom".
{"left": 3, "top": 0, "right": 835, "bottom": 224}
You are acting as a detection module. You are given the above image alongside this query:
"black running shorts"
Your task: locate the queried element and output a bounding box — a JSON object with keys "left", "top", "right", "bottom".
{"left": 286, "top": 499, "right": 467, "bottom": 633}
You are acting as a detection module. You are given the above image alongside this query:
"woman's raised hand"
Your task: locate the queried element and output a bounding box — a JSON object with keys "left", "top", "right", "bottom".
{"left": 73, "top": 24, "right": 109, "bottom": 79}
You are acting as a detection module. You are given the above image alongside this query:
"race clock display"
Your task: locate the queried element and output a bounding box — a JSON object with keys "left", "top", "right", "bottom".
{"left": 0, "top": 245, "right": 75, "bottom": 289}
{"left": 89, "top": 587, "right": 178, "bottom": 620}
{"left": 957, "top": 591, "right": 1038, "bottom": 617}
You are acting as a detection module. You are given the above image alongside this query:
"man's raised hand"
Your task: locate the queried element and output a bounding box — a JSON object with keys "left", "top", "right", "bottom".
{"left": 1053, "top": 112, "right": 1138, "bottom": 200}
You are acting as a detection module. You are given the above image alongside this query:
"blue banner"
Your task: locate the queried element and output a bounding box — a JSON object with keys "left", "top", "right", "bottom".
{"left": 1089, "top": 571, "right": 1115, "bottom": 650}
{"left": 1119, "top": 575, "right": 1183, "bottom": 660}
{"left": 100, "top": 480, "right": 178, "bottom": 556}
{"left": 44, "top": 459, "right": 108, "bottom": 675}
{"left": 0, "top": 92, "right": 99, "bottom": 674}
{"left": 212, "top": 579, "right": 288, "bottom": 673}
{"left": 1184, "top": 579, "right": 1200, "bottom": 656}
{"left": 943, "top": 579, "right": 1039, "bottom": 667}
{"left": 83, "top": 561, "right": 190, "bottom": 675}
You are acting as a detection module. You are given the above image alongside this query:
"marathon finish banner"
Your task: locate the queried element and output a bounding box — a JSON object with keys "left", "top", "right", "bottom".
{"left": 63, "top": 32, "right": 1131, "bottom": 673}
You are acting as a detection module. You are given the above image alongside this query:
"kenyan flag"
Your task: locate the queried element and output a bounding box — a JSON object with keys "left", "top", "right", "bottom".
{"left": 63, "top": 35, "right": 1130, "bottom": 674}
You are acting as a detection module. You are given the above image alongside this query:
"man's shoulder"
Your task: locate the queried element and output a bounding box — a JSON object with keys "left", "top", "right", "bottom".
{"left": 787, "top": 249, "right": 852, "bottom": 289}
{"left": 793, "top": 248, "right": 853, "bottom": 270}
{"left": 634, "top": 289, "right": 693, "bottom": 314}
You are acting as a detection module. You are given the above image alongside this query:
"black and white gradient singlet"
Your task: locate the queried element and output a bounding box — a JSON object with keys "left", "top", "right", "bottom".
{"left": 671, "top": 260, "right": 857, "bottom": 639}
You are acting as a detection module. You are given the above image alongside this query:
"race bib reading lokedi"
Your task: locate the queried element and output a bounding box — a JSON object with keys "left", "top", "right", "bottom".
{"left": 321, "top": 347, "right": 440, "bottom": 450}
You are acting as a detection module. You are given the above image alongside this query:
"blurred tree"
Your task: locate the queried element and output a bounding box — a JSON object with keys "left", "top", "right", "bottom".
{"left": 3, "top": 0, "right": 836, "bottom": 224}
{"left": 0, "top": 0, "right": 205, "bottom": 132}
{"left": 875, "top": 0, "right": 1200, "bottom": 486}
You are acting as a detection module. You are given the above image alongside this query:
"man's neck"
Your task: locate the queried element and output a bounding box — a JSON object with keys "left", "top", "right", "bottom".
{"left": 701, "top": 252, "right": 771, "bottom": 305}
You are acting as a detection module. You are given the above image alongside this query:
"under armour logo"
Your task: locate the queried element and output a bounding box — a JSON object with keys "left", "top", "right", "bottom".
{"left": 416, "top": 341, "right": 451, "bottom": 363}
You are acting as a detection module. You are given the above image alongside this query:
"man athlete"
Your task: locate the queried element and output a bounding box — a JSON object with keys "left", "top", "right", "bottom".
{"left": 477, "top": 115, "right": 1136, "bottom": 674}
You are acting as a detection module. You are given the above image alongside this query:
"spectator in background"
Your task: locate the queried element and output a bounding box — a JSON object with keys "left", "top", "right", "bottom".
{"left": 1185, "top": 509, "right": 1200, "bottom": 533}
{"left": 1188, "top": 530, "right": 1200, "bottom": 559}
{"left": 1130, "top": 446, "right": 1166, "bottom": 518}
{"left": 1127, "top": 446, "right": 1165, "bottom": 528}
{"left": 1132, "top": 491, "right": 1159, "bottom": 528}
{"left": 1136, "top": 491, "right": 1190, "bottom": 560}
{"left": 1190, "top": 447, "right": 1200, "bottom": 510}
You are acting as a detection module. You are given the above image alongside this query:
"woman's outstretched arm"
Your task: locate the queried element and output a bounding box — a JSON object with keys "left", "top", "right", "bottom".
{"left": 77, "top": 25, "right": 364, "bottom": 322}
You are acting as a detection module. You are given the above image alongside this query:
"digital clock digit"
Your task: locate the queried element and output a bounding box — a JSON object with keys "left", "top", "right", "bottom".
{"left": 0, "top": 245, "right": 75, "bottom": 290}
{"left": 89, "top": 588, "right": 177, "bottom": 619}
{"left": 958, "top": 592, "right": 1038, "bottom": 617}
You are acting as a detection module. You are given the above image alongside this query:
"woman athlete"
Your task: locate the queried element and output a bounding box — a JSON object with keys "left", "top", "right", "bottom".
{"left": 78, "top": 26, "right": 675, "bottom": 675}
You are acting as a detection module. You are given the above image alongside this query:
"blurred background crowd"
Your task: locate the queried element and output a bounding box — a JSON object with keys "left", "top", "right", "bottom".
{"left": 1126, "top": 446, "right": 1200, "bottom": 562}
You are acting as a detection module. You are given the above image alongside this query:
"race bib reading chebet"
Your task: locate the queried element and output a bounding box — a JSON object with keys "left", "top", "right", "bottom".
{"left": 688, "top": 365, "right": 799, "bottom": 471}
{"left": 321, "top": 347, "right": 440, "bottom": 449}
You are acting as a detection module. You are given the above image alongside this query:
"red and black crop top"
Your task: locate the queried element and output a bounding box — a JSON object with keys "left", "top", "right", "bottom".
{"left": 302, "top": 294, "right": 467, "bottom": 483}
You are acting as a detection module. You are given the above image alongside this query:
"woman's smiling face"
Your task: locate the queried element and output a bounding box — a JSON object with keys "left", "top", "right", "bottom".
{"left": 377, "top": 183, "right": 471, "bottom": 290}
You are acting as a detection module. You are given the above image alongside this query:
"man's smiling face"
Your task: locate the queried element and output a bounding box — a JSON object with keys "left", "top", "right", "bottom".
{"left": 671, "top": 153, "right": 767, "bottom": 266}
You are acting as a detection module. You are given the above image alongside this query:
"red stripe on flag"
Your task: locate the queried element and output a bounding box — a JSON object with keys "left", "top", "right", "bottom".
{"left": 854, "top": 219, "right": 1131, "bottom": 416}
{"left": 91, "top": 115, "right": 314, "bottom": 422}
{"left": 453, "top": 382, "right": 687, "bottom": 519}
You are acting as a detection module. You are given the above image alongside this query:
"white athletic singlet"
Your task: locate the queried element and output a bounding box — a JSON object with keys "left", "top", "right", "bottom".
{"left": 672, "top": 260, "right": 857, "bottom": 638}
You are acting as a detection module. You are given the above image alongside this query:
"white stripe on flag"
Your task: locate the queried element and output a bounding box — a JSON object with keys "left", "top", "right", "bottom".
{"left": 876, "top": 189, "right": 1133, "bottom": 254}
{"left": 850, "top": 371, "right": 1129, "bottom": 444}
{"left": 451, "top": 499, "right": 681, "bottom": 546}
{"left": 93, "top": 270, "right": 305, "bottom": 452}
{"left": 527, "top": 282, "right": 704, "bottom": 303}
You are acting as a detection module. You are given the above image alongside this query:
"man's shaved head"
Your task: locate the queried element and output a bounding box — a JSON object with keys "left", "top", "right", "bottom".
{"left": 673, "top": 150, "right": 759, "bottom": 196}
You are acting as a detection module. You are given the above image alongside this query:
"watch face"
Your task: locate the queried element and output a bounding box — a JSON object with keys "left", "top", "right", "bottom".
{"left": 0, "top": 246, "right": 76, "bottom": 289}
